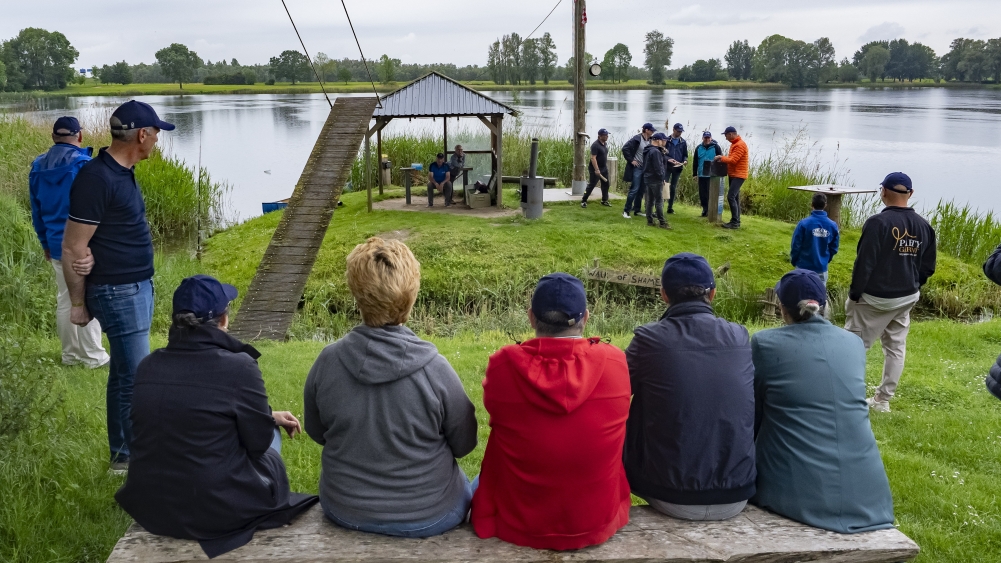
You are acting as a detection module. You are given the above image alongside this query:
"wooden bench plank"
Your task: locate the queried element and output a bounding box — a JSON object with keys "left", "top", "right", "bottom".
{"left": 105, "top": 505, "right": 918, "bottom": 563}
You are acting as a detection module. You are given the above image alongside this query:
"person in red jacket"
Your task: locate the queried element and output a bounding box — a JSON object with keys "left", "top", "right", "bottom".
{"left": 715, "top": 125, "right": 749, "bottom": 229}
{"left": 471, "top": 273, "right": 631, "bottom": 550}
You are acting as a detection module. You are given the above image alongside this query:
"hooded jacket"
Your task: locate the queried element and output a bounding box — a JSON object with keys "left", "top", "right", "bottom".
{"left": 624, "top": 301, "right": 757, "bottom": 506}
{"left": 115, "top": 325, "right": 317, "bottom": 558}
{"left": 665, "top": 135, "right": 688, "bottom": 170}
{"left": 693, "top": 140, "right": 723, "bottom": 178}
{"left": 28, "top": 143, "right": 93, "bottom": 260}
{"left": 988, "top": 354, "right": 1001, "bottom": 402}
{"left": 719, "top": 135, "right": 749, "bottom": 179}
{"left": 849, "top": 206, "right": 936, "bottom": 301}
{"left": 471, "top": 337, "right": 631, "bottom": 550}
{"left": 303, "top": 324, "right": 477, "bottom": 525}
{"left": 641, "top": 144, "right": 667, "bottom": 191}
{"left": 983, "top": 243, "right": 1001, "bottom": 286}
{"left": 620, "top": 133, "right": 649, "bottom": 180}
{"left": 791, "top": 210, "right": 840, "bottom": 273}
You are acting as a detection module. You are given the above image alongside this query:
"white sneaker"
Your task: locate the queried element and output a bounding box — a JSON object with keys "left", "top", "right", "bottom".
{"left": 866, "top": 396, "right": 890, "bottom": 413}
{"left": 622, "top": 212, "right": 631, "bottom": 219}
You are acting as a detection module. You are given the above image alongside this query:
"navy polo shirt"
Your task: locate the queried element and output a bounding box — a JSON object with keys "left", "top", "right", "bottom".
{"left": 68, "top": 148, "right": 154, "bottom": 285}
{"left": 429, "top": 161, "right": 450, "bottom": 183}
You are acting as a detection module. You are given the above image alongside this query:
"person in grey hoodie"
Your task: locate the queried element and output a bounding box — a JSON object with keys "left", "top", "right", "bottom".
{"left": 303, "top": 237, "right": 478, "bottom": 538}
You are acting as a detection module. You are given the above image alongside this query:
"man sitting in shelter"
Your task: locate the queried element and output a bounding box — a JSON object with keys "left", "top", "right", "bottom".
{"left": 472, "top": 273, "right": 631, "bottom": 550}
{"left": 624, "top": 253, "right": 756, "bottom": 521}
{"left": 427, "top": 153, "right": 453, "bottom": 207}
{"left": 448, "top": 145, "right": 465, "bottom": 188}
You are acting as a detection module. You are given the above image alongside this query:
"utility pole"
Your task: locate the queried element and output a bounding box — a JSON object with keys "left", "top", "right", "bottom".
{"left": 571, "top": 0, "right": 586, "bottom": 195}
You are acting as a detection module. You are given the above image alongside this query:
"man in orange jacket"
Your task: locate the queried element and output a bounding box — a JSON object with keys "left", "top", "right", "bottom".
{"left": 715, "top": 126, "right": 749, "bottom": 229}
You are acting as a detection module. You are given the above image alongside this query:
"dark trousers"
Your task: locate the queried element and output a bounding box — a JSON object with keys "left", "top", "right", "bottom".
{"left": 583, "top": 169, "right": 609, "bottom": 203}
{"left": 666, "top": 167, "right": 682, "bottom": 209}
{"left": 624, "top": 166, "right": 645, "bottom": 214}
{"left": 449, "top": 168, "right": 464, "bottom": 187}
{"left": 698, "top": 176, "right": 712, "bottom": 215}
{"left": 727, "top": 177, "right": 745, "bottom": 225}
{"left": 645, "top": 179, "right": 665, "bottom": 225}
{"left": 427, "top": 181, "right": 453, "bottom": 206}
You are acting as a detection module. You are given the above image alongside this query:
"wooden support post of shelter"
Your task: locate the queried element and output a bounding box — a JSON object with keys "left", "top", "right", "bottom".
{"left": 366, "top": 72, "right": 518, "bottom": 210}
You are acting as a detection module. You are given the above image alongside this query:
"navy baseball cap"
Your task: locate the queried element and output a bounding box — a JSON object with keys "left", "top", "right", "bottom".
{"left": 110, "top": 100, "right": 175, "bottom": 132}
{"left": 172, "top": 275, "right": 238, "bottom": 320}
{"left": 661, "top": 253, "right": 716, "bottom": 291}
{"left": 880, "top": 172, "right": 912, "bottom": 193}
{"left": 597, "top": 128, "right": 610, "bottom": 136}
{"left": 642, "top": 122, "right": 656, "bottom": 131}
{"left": 531, "top": 273, "right": 587, "bottom": 327}
{"left": 702, "top": 131, "right": 712, "bottom": 138}
{"left": 723, "top": 126, "right": 737, "bottom": 134}
{"left": 651, "top": 132, "right": 669, "bottom": 141}
{"left": 673, "top": 123, "right": 684, "bottom": 132}
{"left": 53, "top": 116, "right": 81, "bottom": 135}
{"left": 775, "top": 269, "right": 827, "bottom": 310}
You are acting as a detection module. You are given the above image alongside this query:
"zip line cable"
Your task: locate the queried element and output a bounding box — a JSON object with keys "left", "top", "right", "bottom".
{"left": 280, "top": 0, "right": 333, "bottom": 109}
{"left": 338, "top": 0, "right": 382, "bottom": 107}
{"left": 521, "top": 0, "right": 562, "bottom": 44}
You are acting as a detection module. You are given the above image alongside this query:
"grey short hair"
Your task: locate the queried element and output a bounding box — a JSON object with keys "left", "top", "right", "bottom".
{"left": 109, "top": 116, "right": 154, "bottom": 142}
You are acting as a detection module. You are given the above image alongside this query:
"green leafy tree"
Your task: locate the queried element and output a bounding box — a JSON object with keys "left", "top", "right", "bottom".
{"left": 501, "top": 33, "right": 523, "bottom": 85}
{"left": 98, "top": 61, "right": 133, "bottom": 85}
{"left": 861, "top": 45, "right": 891, "bottom": 82}
{"left": 564, "top": 52, "right": 594, "bottom": 85}
{"left": 0, "top": 60, "right": 6, "bottom": 92}
{"left": 487, "top": 40, "right": 503, "bottom": 84}
{"left": 837, "top": 58, "right": 860, "bottom": 82}
{"left": 269, "top": 50, "right": 310, "bottom": 84}
{"left": 752, "top": 34, "right": 793, "bottom": 83}
{"left": 538, "top": 33, "right": 558, "bottom": 84}
{"left": 987, "top": 38, "right": 1001, "bottom": 83}
{"left": 0, "top": 28, "right": 79, "bottom": 91}
{"left": 643, "top": 30, "right": 674, "bottom": 84}
{"left": 522, "top": 38, "right": 540, "bottom": 85}
{"left": 155, "top": 43, "right": 202, "bottom": 89}
{"left": 337, "top": 66, "right": 352, "bottom": 84}
{"left": 600, "top": 43, "right": 631, "bottom": 83}
{"left": 724, "top": 40, "right": 754, "bottom": 80}
{"left": 853, "top": 41, "right": 890, "bottom": 67}
{"left": 814, "top": 37, "right": 838, "bottom": 83}
{"left": 378, "top": 54, "right": 400, "bottom": 84}
{"left": 315, "top": 52, "right": 336, "bottom": 82}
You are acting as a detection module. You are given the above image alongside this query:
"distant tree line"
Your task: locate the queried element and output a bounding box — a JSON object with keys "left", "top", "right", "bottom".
{"left": 0, "top": 28, "right": 78, "bottom": 91}
{"left": 678, "top": 35, "right": 1001, "bottom": 87}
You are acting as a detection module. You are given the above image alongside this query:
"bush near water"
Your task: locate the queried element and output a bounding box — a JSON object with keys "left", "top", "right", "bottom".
{"left": 2, "top": 116, "right": 1001, "bottom": 562}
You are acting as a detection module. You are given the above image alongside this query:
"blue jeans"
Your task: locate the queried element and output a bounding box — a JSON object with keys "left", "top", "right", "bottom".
{"left": 324, "top": 473, "right": 479, "bottom": 538}
{"left": 270, "top": 428, "right": 282, "bottom": 454}
{"left": 624, "top": 166, "right": 645, "bottom": 214}
{"left": 86, "top": 279, "right": 153, "bottom": 462}
{"left": 666, "top": 167, "right": 683, "bottom": 209}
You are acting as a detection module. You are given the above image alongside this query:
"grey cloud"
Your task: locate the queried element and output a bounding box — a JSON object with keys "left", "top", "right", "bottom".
{"left": 858, "top": 22, "right": 905, "bottom": 43}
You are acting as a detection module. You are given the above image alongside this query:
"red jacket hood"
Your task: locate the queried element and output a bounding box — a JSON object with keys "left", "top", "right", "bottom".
{"left": 491, "top": 337, "right": 610, "bottom": 414}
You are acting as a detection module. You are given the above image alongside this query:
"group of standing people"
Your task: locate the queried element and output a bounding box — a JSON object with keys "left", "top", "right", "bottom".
{"left": 583, "top": 122, "right": 749, "bottom": 229}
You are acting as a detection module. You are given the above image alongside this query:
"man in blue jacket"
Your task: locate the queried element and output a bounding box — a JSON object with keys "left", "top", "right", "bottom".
{"left": 624, "top": 253, "right": 756, "bottom": 521}
{"left": 790, "top": 193, "right": 840, "bottom": 284}
{"left": 29, "top": 117, "right": 109, "bottom": 369}
{"left": 664, "top": 123, "right": 688, "bottom": 214}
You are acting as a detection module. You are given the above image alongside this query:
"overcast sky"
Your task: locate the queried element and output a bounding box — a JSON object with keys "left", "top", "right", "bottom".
{"left": 3, "top": 0, "right": 1000, "bottom": 70}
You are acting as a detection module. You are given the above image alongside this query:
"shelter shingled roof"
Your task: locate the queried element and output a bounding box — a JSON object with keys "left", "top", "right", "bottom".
{"left": 372, "top": 72, "right": 518, "bottom": 118}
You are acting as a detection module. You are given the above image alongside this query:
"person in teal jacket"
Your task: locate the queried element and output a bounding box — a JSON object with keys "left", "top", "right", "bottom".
{"left": 751, "top": 269, "right": 894, "bottom": 533}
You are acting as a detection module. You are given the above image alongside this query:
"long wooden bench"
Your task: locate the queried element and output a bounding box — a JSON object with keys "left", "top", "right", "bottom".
{"left": 106, "top": 505, "right": 918, "bottom": 562}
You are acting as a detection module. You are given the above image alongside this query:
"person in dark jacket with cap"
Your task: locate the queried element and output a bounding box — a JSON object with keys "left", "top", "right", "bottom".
{"left": 982, "top": 245, "right": 1001, "bottom": 401}
{"left": 846, "top": 172, "right": 936, "bottom": 413}
{"left": 620, "top": 123, "right": 655, "bottom": 218}
{"left": 664, "top": 123, "right": 688, "bottom": 214}
{"left": 692, "top": 131, "right": 723, "bottom": 217}
{"left": 62, "top": 100, "right": 174, "bottom": 473}
{"left": 115, "top": 275, "right": 318, "bottom": 558}
{"left": 642, "top": 133, "right": 670, "bottom": 229}
{"left": 624, "top": 253, "right": 756, "bottom": 521}
{"left": 752, "top": 270, "right": 894, "bottom": 533}
{"left": 582, "top": 128, "right": 611, "bottom": 208}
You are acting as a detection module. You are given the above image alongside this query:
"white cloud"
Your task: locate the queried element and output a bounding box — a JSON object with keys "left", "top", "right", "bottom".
{"left": 858, "top": 22, "right": 905, "bottom": 44}
{"left": 396, "top": 32, "right": 416, "bottom": 43}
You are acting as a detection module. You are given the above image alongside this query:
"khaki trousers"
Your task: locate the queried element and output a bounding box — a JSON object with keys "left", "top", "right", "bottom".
{"left": 52, "top": 259, "right": 109, "bottom": 368}
{"left": 844, "top": 298, "right": 913, "bottom": 401}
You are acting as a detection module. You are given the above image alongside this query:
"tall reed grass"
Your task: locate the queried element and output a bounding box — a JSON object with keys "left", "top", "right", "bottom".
{"left": 930, "top": 201, "right": 1001, "bottom": 265}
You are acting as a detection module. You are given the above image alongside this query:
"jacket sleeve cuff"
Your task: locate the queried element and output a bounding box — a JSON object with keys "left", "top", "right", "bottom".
{"left": 848, "top": 292, "right": 861, "bottom": 302}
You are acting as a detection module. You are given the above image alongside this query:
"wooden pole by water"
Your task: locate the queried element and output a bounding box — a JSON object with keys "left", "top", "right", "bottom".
{"left": 571, "top": 0, "right": 586, "bottom": 194}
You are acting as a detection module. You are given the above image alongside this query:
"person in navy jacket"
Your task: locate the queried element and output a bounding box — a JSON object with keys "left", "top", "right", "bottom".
{"left": 790, "top": 193, "right": 840, "bottom": 284}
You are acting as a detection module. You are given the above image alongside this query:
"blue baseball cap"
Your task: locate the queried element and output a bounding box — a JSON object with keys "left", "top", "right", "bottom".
{"left": 651, "top": 132, "right": 669, "bottom": 141}
{"left": 642, "top": 122, "right": 656, "bottom": 131}
{"left": 702, "top": 131, "right": 712, "bottom": 138}
{"left": 597, "top": 128, "right": 610, "bottom": 136}
{"left": 110, "top": 100, "right": 175, "bottom": 132}
{"left": 723, "top": 126, "right": 737, "bottom": 134}
{"left": 531, "top": 273, "right": 587, "bottom": 327}
{"left": 53, "top": 116, "right": 81, "bottom": 135}
{"left": 673, "top": 123, "right": 684, "bottom": 132}
{"left": 880, "top": 172, "right": 912, "bottom": 193}
{"left": 661, "top": 253, "right": 716, "bottom": 291}
{"left": 172, "top": 275, "right": 238, "bottom": 320}
{"left": 775, "top": 269, "right": 827, "bottom": 310}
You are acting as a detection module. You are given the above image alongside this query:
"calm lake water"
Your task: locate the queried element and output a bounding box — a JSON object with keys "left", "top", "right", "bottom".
{"left": 8, "top": 88, "right": 1001, "bottom": 222}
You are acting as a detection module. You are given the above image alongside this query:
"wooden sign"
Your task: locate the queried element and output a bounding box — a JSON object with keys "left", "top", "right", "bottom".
{"left": 583, "top": 259, "right": 660, "bottom": 289}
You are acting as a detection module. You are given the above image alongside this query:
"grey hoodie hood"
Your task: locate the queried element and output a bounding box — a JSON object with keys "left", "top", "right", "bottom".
{"left": 337, "top": 324, "right": 440, "bottom": 385}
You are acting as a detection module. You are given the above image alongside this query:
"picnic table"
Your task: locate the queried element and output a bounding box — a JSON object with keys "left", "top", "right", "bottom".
{"left": 788, "top": 184, "right": 878, "bottom": 227}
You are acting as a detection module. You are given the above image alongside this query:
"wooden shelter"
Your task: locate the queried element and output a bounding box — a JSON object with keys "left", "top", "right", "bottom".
{"left": 365, "top": 72, "right": 518, "bottom": 209}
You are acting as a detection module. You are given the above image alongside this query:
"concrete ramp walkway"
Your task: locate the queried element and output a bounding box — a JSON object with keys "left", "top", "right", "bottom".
{"left": 230, "top": 97, "right": 378, "bottom": 342}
